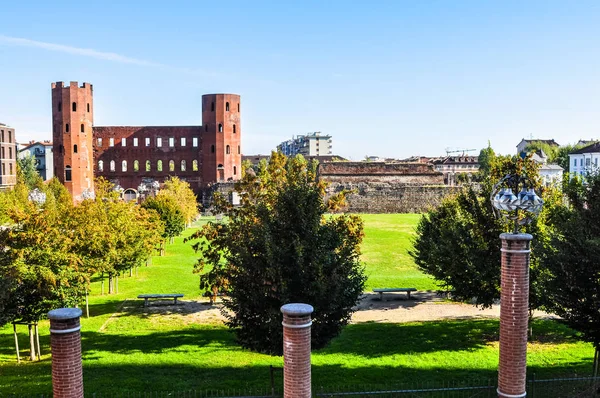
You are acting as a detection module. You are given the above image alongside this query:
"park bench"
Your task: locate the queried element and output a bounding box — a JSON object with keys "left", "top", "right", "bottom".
{"left": 373, "top": 288, "right": 417, "bottom": 301}
{"left": 138, "top": 294, "right": 184, "bottom": 307}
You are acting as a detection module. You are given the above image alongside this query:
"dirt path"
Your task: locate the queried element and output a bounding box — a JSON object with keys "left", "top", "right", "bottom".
{"left": 130, "top": 291, "right": 555, "bottom": 325}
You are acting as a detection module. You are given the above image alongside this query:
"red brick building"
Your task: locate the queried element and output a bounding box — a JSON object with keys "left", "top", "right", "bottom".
{"left": 51, "top": 82, "right": 241, "bottom": 201}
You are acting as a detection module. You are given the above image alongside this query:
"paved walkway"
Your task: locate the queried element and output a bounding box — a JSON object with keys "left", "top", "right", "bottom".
{"left": 352, "top": 291, "right": 554, "bottom": 323}
{"left": 130, "top": 291, "right": 556, "bottom": 325}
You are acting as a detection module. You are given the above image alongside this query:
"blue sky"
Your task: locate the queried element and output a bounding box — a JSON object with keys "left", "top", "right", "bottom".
{"left": 1, "top": 1, "right": 599, "bottom": 160}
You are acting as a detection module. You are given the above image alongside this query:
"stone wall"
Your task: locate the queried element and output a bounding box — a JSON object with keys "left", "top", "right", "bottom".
{"left": 319, "top": 162, "right": 455, "bottom": 213}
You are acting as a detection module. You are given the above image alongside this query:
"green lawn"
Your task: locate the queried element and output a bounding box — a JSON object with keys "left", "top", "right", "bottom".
{"left": 0, "top": 214, "right": 594, "bottom": 393}
{"left": 360, "top": 213, "right": 438, "bottom": 290}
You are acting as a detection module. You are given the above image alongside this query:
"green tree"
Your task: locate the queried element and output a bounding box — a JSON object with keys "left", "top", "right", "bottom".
{"left": 523, "top": 141, "right": 559, "bottom": 162}
{"left": 0, "top": 201, "right": 86, "bottom": 326}
{"left": 16, "top": 154, "right": 43, "bottom": 190}
{"left": 186, "top": 152, "right": 365, "bottom": 354}
{"left": 477, "top": 141, "right": 496, "bottom": 177}
{"left": 543, "top": 172, "right": 600, "bottom": 375}
{"left": 411, "top": 154, "right": 561, "bottom": 317}
{"left": 142, "top": 194, "right": 185, "bottom": 246}
{"left": 159, "top": 177, "right": 198, "bottom": 226}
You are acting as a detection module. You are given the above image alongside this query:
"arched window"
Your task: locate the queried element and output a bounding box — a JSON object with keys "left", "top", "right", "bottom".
{"left": 87, "top": 103, "right": 90, "bottom": 112}
{"left": 65, "top": 165, "right": 72, "bottom": 181}
{"left": 58, "top": 102, "right": 62, "bottom": 112}
{"left": 122, "top": 160, "right": 127, "bottom": 172}
{"left": 169, "top": 160, "right": 175, "bottom": 172}
{"left": 233, "top": 124, "right": 236, "bottom": 134}
{"left": 226, "top": 145, "right": 230, "bottom": 154}
{"left": 157, "top": 160, "right": 163, "bottom": 172}
{"left": 238, "top": 103, "right": 240, "bottom": 112}
{"left": 72, "top": 102, "right": 77, "bottom": 112}
{"left": 74, "top": 144, "right": 78, "bottom": 153}
{"left": 110, "top": 160, "right": 115, "bottom": 172}
{"left": 81, "top": 124, "right": 84, "bottom": 133}
{"left": 218, "top": 124, "right": 223, "bottom": 132}
{"left": 181, "top": 160, "right": 186, "bottom": 171}
{"left": 211, "top": 145, "right": 215, "bottom": 153}
{"left": 205, "top": 124, "right": 208, "bottom": 132}
{"left": 238, "top": 145, "right": 240, "bottom": 154}
{"left": 98, "top": 160, "right": 104, "bottom": 172}
{"left": 192, "top": 160, "right": 198, "bottom": 171}
{"left": 211, "top": 102, "right": 214, "bottom": 111}
{"left": 65, "top": 123, "right": 69, "bottom": 133}
{"left": 217, "top": 163, "right": 224, "bottom": 169}
{"left": 233, "top": 166, "right": 237, "bottom": 175}
{"left": 146, "top": 160, "right": 151, "bottom": 171}
{"left": 226, "top": 102, "right": 230, "bottom": 111}
{"left": 134, "top": 160, "right": 139, "bottom": 172}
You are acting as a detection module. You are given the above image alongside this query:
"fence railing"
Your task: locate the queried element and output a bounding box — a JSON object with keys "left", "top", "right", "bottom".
{"left": 2, "top": 376, "right": 599, "bottom": 398}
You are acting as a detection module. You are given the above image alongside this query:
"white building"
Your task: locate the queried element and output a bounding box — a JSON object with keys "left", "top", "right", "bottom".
{"left": 18, "top": 141, "right": 54, "bottom": 181}
{"left": 432, "top": 156, "right": 479, "bottom": 186}
{"left": 527, "top": 150, "right": 563, "bottom": 186}
{"left": 569, "top": 142, "right": 600, "bottom": 178}
{"left": 277, "top": 132, "right": 332, "bottom": 157}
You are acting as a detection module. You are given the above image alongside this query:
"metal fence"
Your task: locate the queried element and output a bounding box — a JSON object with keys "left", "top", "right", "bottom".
{"left": 2, "top": 376, "right": 600, "bottom": 398}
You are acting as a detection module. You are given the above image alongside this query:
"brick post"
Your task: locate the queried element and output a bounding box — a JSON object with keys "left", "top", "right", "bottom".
{"left": 497, "top": 233, "right": 532, "bottom": 398}
{"left": 48, "top": 308, "right": 84, "bottom": 398}
{"left": 281, "top": 303, "right": 314, "bottom": 398}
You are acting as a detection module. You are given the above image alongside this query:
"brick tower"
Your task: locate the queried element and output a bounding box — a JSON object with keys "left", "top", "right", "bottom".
{"left": 201, "top": 94, "right": 241, "bottom": 183}
{"left": 51, "top": 82, "right": 95, "bottom": 201}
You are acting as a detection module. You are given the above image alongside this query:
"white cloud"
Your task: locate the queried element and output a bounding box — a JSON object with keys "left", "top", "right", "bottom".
{"left": 0, "top": 35, "right": 219, "bottom": 77}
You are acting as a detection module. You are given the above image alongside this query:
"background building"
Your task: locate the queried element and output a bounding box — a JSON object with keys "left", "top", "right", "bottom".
{"left": 431, "top": 156, "right": 480, "bottom": 186}
{"left": 0, "top": 123, "right": 17, "bottom": 189}
{"left": 277, "top": 132, "right": 332, "bottom": 157}
{"left": 569, "top": 142, "right": 600, "bottom": 178}
{"left": 51, "top": 81, "right": 242, "bottom": 201}
{"left": 19, "top": 140, "right": 54, "bottom": 180}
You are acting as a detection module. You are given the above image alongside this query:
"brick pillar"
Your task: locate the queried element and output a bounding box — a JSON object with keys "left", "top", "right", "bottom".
{"left": 281, "top": 303, "right": 314, "bottom": 398}
{"left": 497, "top": 233, "right": 532, "bottom": 398}
{"left": 48, "top": 308, "right": 84, "bottom": 398}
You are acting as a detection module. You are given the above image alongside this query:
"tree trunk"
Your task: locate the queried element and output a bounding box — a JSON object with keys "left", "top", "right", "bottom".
{"left": 528, "top": 309, "right": 534, "bottom": 338}
{"left": 108, "top": 274, "right": 113, "bottom": 294}
{"left": 13, "top": 323, "right": 20, "bottom": 363}
{"left": 28, "top": 324, "right": 36, "bottom": 361}
{"left": 101, "top": 273, "right": 105, "bottom": 295}
{"left": 35, "top": 324, "right": 41, "bottom": 360}
{"left": 160, "top": 242, "right": 165, "bottom": 256}
{"left": 130, "top": 268, "right": 133, "bottom": 277}
{"left": 85, "top": 290, "right": 89, "bottom": 318}
{"left": 116, "top": 274, "right": 119, "bottom": 294}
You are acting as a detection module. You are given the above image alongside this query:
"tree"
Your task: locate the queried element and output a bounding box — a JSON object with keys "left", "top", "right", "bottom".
{"left": 543, "top": 172, "right": 600, "bottom": 376}
{"left": 411, "top": 153, "right": 561, "bottom": 315}
{"left": 477, "top": 141, "right": 496, "bottom": 177}
{"left": 0, "top": 200, "right": 86, "bottom": 328}
{"left": 555, "top": 143, "right": 585, "bottom": 171}
{"left": 524, "top": 141, "right": 559, "bottom": 162}
{"left": 70, "top": 179, "right": 164, "bottom": 293}
{"left": 16, "top": 154, "right": 43, "bottom": 190}
{"left": 142, "top": 194, "right": 185, "bottom": 246}
{"left": 186, "top": 152, "right": 365, "bottom": 354}
{"left": 159, "top": 177, "right": 198, "bottom": 226}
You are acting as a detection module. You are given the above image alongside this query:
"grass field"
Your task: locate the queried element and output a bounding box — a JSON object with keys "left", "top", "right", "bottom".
{"left": 0, "top": 214, "right": 594, "bottom": 393}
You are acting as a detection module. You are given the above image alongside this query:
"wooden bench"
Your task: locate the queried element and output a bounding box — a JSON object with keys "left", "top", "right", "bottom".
{"left": 373, "top": 288, "right": 417, "bottom": 301}
{"left": 138, "top": 294, "right": 184, "bottom": 307}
